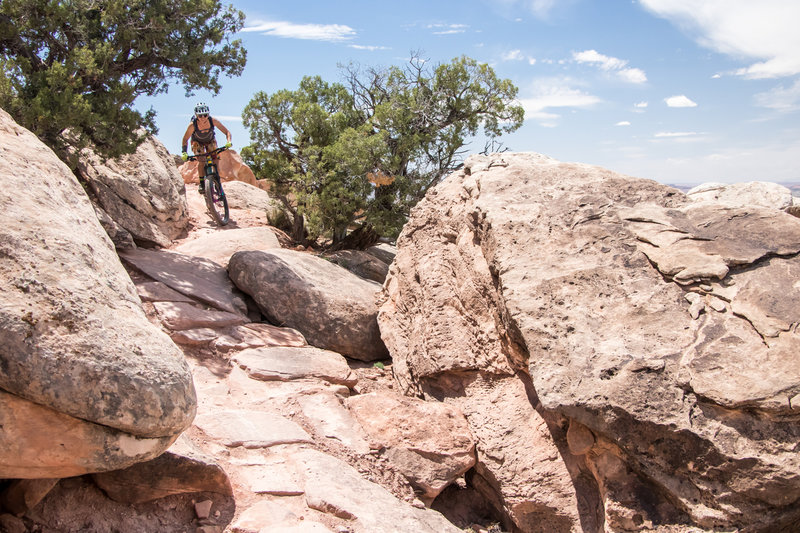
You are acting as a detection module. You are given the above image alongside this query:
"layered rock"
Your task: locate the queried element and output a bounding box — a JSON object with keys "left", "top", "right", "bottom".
{"left": 0, "top": 108, "right": 196, "bottom": 478}
{"left": 687, "top": 181, "right": 794, "bottom": 210}
{"left": 76, "top": 134, "right": 189, "bottom": 247}
{"left": 229, "top": 249, "right": 389, "bottom": 361}
{"left": 379, "top": 152, "right": 800, "bottom": 531}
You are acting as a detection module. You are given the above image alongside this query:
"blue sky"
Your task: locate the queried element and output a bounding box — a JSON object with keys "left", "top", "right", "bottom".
{"left": 139, "top": 0, "right": 800, "bottom": 185}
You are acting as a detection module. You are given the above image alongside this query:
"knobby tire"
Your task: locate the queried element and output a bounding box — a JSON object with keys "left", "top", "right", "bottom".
{"left": 204, "top": 174, "right": 229, "bottom": 226}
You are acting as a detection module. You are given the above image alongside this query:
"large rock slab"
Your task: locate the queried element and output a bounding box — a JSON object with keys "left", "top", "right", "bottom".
{"left": 687, "top": 181, "right": 794, "bottom": 210}
{"left": 346, "top": 392, "right": 476, "bottom": 501}
{"left": 233, "top": 346, "right": 357, "bottom": 387}
{"left": 76, "top": 134, "right": 188, "bottom": 247}
{"left": 194, "top": 409, "right": 312, "bottom": 448}
{"left": 153, "top": 301, "right": 248, "bottom": 331}
{"left": 293, "top": 448, "right": 463, "bottom": 532}
{"left": 0, "top": 108, "right": 196, "bottom": 479}
{"left": 379, "top": 152, "right": 800, "bottom": 531}
{"left": 228, "top": 249, "right": 388, "bottom": 361}
{"left": 120, "top": 248, "right": 248, "bottom": 316}
{"left": 174, "top": 226, "right": 280, "bottom": 267}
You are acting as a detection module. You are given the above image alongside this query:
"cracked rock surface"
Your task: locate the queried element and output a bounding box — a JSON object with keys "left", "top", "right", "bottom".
{"left": 379, "top": 152, "right": 800, "bottom": 532}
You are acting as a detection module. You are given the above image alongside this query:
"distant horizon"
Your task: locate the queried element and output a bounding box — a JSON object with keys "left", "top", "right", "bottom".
{"left": 140, "top": 1, "right": 799, "bottom": 186}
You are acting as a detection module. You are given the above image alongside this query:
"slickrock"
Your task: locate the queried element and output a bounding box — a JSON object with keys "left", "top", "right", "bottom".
{"left": 234, "top": 346, "right": 358, "bottom": 387}
{"left": 0, "top": 108, "right": 195, "bottom": 478}
{"left": 379, "top": 152, "right": 800, "bottom": 531}
{"left": 120, "top": 247, "right": 248, "bottom": 315}
{"left": 346, "top": 392, "right": 476, "bottom": 501}
{"left": 76, "top": 134, "right": 189, "bottom": 247}
{"left": 193, "top": 409, "right": 313, "bottom": 448}
{"left": 687, "top": 180, "right": 795, "bottom": 209}
{"left": 228, "top": 249, "right": 389, "bottom": 361}
{"left": 175, "top": 226, "right": 280, "bottom": 267}
{"left": 153, "top": 301, "right": 248, "bottom": 331}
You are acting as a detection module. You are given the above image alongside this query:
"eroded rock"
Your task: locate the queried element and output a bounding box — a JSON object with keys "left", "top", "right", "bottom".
{"left": 379, "top": 152, "right": 800, "bottom": 531}
{"left": 229, "top": 249, "right": 389, "bottom": 361}
{"left": 0, "top": 108, "right": 195, "bottom": 480}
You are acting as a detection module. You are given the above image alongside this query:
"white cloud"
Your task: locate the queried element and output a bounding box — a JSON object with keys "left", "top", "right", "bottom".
{"left": 502, "top": 49, "right": 525, "bottom": 61}
{"left": 616, "top": 121, "right": 631, "bottom": 126}
{"left": 654, "top": 131, "right": 701, "bottom": 138}
{"left": 574, "top": 49, "right": 627, "bottom": 70}
{"left": 634, "top": 101, "right": 649, "bottom": 110}
{"left": 243, "top": 20, "right": 355, "bottom": 42}
{"left": 528, "top": 57, "right": 537, "bottom": 66}
{"left": 573, "top": 49, "right": 648, "bottom": 84}
{"left": 209, "top": 115, "right": 243, "bottom": 122}
{"left": 519, "top": 79, "right": 601, "bottom": 125}
{"left": 640, "top": 0, "right": 800, "bottom": 78}
{"left": 427, "top": 23, "right": 469, "bottom": 35}
{"left": 754, "top": 79, "right": 800, "bottom": 112}
{"left": 349, "top": 44, "right": 391, "bottom": 51}
{"left": 665, "top": 95, "right": 698, "bottom": 108}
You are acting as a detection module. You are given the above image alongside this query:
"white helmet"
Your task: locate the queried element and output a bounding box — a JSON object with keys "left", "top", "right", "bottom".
{"left": 194, "top": 102, "right": 210, "bottom": 115}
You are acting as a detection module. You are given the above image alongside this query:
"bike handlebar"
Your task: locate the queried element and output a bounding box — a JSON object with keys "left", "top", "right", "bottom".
{"left": 187, "top": 145, "right": 229, "bottom": 161}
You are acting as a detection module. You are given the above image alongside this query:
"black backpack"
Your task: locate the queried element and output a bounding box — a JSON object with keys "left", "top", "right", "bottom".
{"left": 191, "top": 115, "right": 216, "bottom": 144}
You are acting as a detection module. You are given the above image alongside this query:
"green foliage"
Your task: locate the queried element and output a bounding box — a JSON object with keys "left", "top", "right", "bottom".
{"left": 0, "top": 0, "right": 246, "bottom": 161}
{"left": 242, "top": 54, "right": 523, "bottom": 247}
{"left": 373, "top": 362, "right": 385, "bottom": 370}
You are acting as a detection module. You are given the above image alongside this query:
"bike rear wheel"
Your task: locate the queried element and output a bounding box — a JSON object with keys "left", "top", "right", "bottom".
{"left": 204, "top": 174, "right": 229, "bottom": 225}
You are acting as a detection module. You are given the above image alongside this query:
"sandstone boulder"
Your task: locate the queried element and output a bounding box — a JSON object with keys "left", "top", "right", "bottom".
{"left": 325, "top": 249, "right": 390, "bottom": 283}
{"left": 234, "top": 346, "right": 357, "bottom": 387}
{"left": 76, "top": 134, "right": 188, "bottom": 247}
{"left": 379, "top": 152, "right": 800, "bottom": 531}
{"left": 174, "top": 226, "right": 280, "bottom": 267}
{"left": 347, "top": 392, "right": 476, "bottom": 502}
{"left": 687, "top": 181, "right": 794, "bottom": 210}
{"left": 228, "top": 249, "right": 389, "bottom": 361}
{"left": 0, "top": 108, "right": 195, "bottom": 478}
{"left": 221, "top": 180, "right": 274, "bottom": 211}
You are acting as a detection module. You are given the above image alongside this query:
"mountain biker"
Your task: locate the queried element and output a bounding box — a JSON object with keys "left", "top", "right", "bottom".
{"left": 181, "top": 102, "right": 232, "bottom": 193}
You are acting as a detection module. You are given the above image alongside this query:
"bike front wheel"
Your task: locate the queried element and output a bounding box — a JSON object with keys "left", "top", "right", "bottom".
{"left": 204, "top": 175, "right": 229, "bottom": 226}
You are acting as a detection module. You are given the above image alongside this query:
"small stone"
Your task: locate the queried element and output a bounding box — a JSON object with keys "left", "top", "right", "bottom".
{"left": 411, "top": 498, "right": 426, "bottom": 509}
{"left": 195, "top": 499, "right": 213, "bottom": 519}
{"left": 0, "top": 514, "right": 26, "bottom": 533}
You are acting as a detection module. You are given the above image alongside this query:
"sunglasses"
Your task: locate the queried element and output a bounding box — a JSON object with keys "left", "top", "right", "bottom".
{"left": 197, "top": 113, "right": 208, "bottom": 117}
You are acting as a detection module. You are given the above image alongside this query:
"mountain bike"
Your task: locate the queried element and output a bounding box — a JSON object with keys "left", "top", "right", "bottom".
{"left": 188, "top": 146, "right": 230, "bottom": 226}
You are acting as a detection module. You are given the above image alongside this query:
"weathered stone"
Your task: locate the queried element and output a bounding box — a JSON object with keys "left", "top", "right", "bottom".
{"left": 0, "top": 390, "right": 176, "bottom": 478}
{"left": 347, "top": 392, "right": 475, "bottom": 501}
{"left": 91, "top": 435, "right": 232, "bottom": 504}
{"left": 379, "top": 152, "right": 800, "bottom": 531}
{"left": 194, "top": 409, "right": 312, "bottom": 448}
{"left": 175, "top": 227, "right": 280, "bottom": 268}
{"left": 76, "top": 134, "right": 189, "bottom": 247}
{"left": 687, "top": 181, "right": 794, "bottom": 210}
{"left": 93, "top": 205, "right": 136, "bottom": 250}
{"left": 136, "top": 280, "right": 196, "bottom": 303}
{"left": 120, "top": 248, "right": 248, "bottom": 315}
{"left": 298, "top": 392, "right": 371, "bottom": 454}
{"left": 365, "top": 243, "right": 397, "bottom": 265}
{"left": 153, "top": 301, "right": 248, "bottom": 331}
{"left": 325, "top": 249, "right": 390, "bottom": 283}
{"left": 295, "top": 448, "right": 463, "bottom": 532}
{"left": 234, "top": 346, "right": 357, "bottom": 387}
{"left": 228, "top": 249, "right": 388, "bottom": 361}
{"left": 238, "top": 323, "right": 307, "bottom": 347}
{"left": 0, "top": 478, "right": 59, "bottom": 516}
{"left": 0, "top": 109, "right": 196, "bottom": 462}
{"left": 221, "top": 180, "right": 275, "bottom": 210}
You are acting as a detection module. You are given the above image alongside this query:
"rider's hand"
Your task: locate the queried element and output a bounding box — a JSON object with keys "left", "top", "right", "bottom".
{"left": 225, "top": 141, "right": 232, "bottom": 149}
{"left": 181, "top": 152, "right": 188, "bottom": 161}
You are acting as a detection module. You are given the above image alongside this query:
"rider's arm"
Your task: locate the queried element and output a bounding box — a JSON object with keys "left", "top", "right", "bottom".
{"left": 181, "top": 123, "right": 193, "bottom": 153}
{"left": 213, "top": 118, "right": 233, "bottom": 143}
